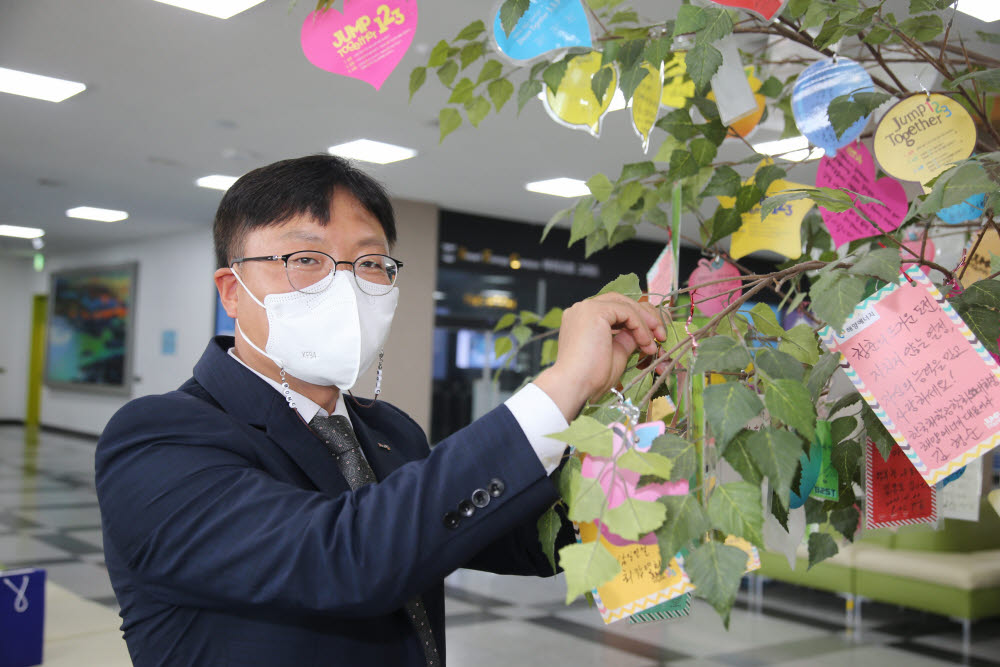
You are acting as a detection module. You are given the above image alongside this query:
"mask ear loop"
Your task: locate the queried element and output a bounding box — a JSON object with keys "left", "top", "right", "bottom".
{"left": 347, "top": 349, "right": 384, "bottom": 409}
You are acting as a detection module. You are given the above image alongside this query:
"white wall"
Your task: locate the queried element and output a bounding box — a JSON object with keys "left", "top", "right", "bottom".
{"left": 0, "top": 197, "right": 438, "bottom": 437}
{"left": 0, "top": 257, "right": 36, "bottom": 420}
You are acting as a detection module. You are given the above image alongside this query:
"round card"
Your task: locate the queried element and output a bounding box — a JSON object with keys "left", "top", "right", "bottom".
{"left": 937, "top": 193, "right": 986, "bottom": 224}
{"left": 491, "top": 0, "right": 592, "bottom": 65}
{"left": 873, "top": 94, "right": 976, "bottom": 190}
{"left": 543, "top": 52, "right": 616, "bottom": 137}
{"left": 792, "top": 57, "right": 874, "bottom": 156}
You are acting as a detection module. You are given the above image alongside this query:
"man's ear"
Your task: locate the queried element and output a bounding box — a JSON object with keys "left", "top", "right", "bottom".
{"left": 214, "top": 268, "right": 239, "bottom": 319}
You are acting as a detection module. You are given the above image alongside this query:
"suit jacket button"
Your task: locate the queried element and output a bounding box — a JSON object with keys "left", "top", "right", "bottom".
{"left": 458, "top": 499, "right": 475, "bottom": 517}
{"left": 443, "top": 511, "right": 461, "bottom": 529}
{"left": 471, "top": 489, "right": 490, "bottom": 508}
{"left": 488, "top": 478, "right": 505, "bottom": 497}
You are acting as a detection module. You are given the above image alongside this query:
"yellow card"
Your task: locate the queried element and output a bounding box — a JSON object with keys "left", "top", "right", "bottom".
{"left": 579, "top": 521, "right": 694, "bottom": 624}
{"left": 725, "top": 535, "right": 762, "bottom": 572}
{"left": 632, "top": 63, "right": 664, "bottom": 152}
{"left": 961, "top": 225, "right": 1000, "bottom": 287}
{"left": 648, "top": 395, "right": 676, "bottom": 422}
{"left": 719, "top": 178, "right": 814, "bottom": 260}
{"left": 661, "top": 52, "right": 695, "bottom": 109}
{"left": 873, "top": 94, "right": 976, "bottom": 192}
{"left": 544, "top": 52, "right": 616, "bottom": 137}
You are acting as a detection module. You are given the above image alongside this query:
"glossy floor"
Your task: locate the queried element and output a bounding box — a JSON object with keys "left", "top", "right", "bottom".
{"left": 1, "top": 425, "right": 998, "bottom": 666}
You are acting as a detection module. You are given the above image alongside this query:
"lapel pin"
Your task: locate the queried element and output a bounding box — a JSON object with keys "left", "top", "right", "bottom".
{"left": 378, "top": 442, "right": 391, "bottom": 451}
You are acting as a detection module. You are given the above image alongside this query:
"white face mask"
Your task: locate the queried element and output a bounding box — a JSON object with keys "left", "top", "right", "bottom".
{"left": 231, "top": 268, "right": 398, "bottom": 391}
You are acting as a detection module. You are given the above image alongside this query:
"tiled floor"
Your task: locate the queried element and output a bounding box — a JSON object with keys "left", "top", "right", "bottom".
{"left": 1, "top": 424, "right": 998, "bottom": 666}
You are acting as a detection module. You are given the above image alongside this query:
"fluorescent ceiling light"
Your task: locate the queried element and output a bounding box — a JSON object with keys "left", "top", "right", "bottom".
{"left": 66, "top": 206, "right": 129, "bottom": 223}
{"left": 0, "top": 67, "right": 85, "bottom": 102}
{"left": 328, "top": 139, "right": 418, "bottom": 165}
{"left": 953, "top": 0, "right": 1000, "bottom": 22}
{"left": 525, "top": 178, "right": 591, "bottom": 198}
{"left": 0, "top": 224, "right": 45, "bottom": 239}
{"left": 151, "top": 0, "right": 265, "bottom": 19}
{"left": 751, "top": 136, "right": 825, "bottom": 162}
{"left": 196, "top": 174, "right": 240, "bottom": 191}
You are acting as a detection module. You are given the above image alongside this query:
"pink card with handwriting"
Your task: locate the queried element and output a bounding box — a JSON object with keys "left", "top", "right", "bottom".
{"left": 301, "top": 0, "right": 417, "bottom": 90}
{"left": 819, "top": 267, "right": 1000, "bottom": 485}
{"left": 815, "top": 141, "right": 908, "bottom": 247}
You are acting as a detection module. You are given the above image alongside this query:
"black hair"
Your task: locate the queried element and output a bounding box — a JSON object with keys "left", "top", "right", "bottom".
{"left": 213, "top": 154, "right": 396, "bottom": 269}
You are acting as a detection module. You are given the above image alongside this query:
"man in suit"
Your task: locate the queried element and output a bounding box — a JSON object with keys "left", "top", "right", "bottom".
{"left": 96, "top": 155, "right": 665, "bottom": 666}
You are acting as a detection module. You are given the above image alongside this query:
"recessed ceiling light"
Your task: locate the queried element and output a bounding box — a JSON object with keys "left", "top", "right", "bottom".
{"left": 328, "top": 139, "right": 418, "bottom": 165}
{"left": 196, "top": 174, "right": 240, "bottom": 191}
{"left": 953, "top": 0, "right": 1000, "bottom": 22}
{"left": 151, "top": 0, "right": 265, "bottom": 19}
{"left": 66, "top": 207, "right": 129, "bottom": 223}
{"left": 525, "top": 178, "right": 591, "bottom": 198}
{"left": 0, "top": 224, "right": 45, "bottom": 239}
{"left": 751, "top": 136, "right": 825, "bottom": 162}
{"left": 0, "top": 67, "right": 85, "bottom": 102}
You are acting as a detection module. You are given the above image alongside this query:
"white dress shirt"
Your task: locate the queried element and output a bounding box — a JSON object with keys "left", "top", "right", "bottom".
{"left": 227, "top": 349, "right": 569, "bottom": 475}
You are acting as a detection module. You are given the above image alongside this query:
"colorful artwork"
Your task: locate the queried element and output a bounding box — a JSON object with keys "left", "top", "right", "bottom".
{"left": 45, "top": 263, "right": 137, "bottom": 394}
{"left": 819, "top": 267, "right": 1000, "bottom": 486}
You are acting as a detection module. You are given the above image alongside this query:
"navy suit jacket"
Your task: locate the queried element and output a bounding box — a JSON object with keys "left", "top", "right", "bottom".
{"left": 96, "top": 337, "right": 570, "bottom": 666}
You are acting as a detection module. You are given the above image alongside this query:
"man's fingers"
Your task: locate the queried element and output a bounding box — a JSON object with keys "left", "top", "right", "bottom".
{"left": 595, "top": 293, "right": 666, "bottom": 341}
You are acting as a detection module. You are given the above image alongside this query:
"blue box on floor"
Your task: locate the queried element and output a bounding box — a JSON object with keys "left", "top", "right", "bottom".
{"left": 0, "top": 568, "right": 45, "bottom": 667}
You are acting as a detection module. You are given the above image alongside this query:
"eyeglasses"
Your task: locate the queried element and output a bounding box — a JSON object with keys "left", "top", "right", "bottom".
{"left": 230, "top": 251, "right": 402, "bottom": 296}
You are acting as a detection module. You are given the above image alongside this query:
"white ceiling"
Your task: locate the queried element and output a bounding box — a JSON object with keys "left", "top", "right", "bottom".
{"left": 0, "top": 0, "right": 995, "bottom": 259}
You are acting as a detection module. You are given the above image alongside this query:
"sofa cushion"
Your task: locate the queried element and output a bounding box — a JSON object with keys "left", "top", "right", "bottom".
{"left": 854, "top": 547, "right": 1000, "bottom": 589}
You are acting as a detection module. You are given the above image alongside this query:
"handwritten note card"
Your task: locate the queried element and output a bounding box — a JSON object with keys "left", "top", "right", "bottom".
{"left": 865, "top": 439, "right": 937, "bottom": 529}
{"left": 939, "top": 457, "right": 982, "bottom": 522}
{"left": 820, "top": 267, "right": 1000, "bottom": 485}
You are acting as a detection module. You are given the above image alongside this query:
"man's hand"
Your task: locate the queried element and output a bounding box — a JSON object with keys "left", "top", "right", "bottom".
{"left": 534, "top": 293, "right": 665, "bottom": 421}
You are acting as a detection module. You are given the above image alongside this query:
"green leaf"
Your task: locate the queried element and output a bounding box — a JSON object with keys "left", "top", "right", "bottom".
{"left": 477, "top": 58, "right": 503, "bottom": 84}
{"left": 909, "top": 0, "right": 951, "bottom": 13}
{"left": 603, "top": 498, "right": 667, "bottom": 541}
{"left": 810, "top": 272, "right": 866, "bottom": 331}
{"left": 765, "top": 379, "right": 816, "bottom": 440}
{"left": 806, "top": 351, "right": 840, "bottom": 401}
{"left": 830, "top": 505, "right": 860, "bottom": 542}
{"left": 541, "top": 338, "right": 559, "bottom": 366}
{"left": 499, "top": 0, "right": 530, "bottom": 37}
{"left": 669, "top": 148, "right": 701, "bottom": 180}
{"left": 618, "top": 64, "right": 651, "bottom": 103}
{"left": 543, "top": 58, "right": 570, "bottom": 95}
{"left": 655, "top": 494, "right": 711, "bottom": 563}
{"left": 828, "top": 91, "right": 891, "bottom": 139}
{"left": 597, "top": 273, "right": 641, "bottom": 300}
{"left": 861, "top": 402, "right": 895, "bottom": 462}
{"left": 693, "top": 336, "right": 751, "bottom": 374}
{"left": 487, "top": 77, "right": 514, "bottom": 112}
{"left": 770, "top": 489, "right": 789, "bottom": 530}
{"left": 950, "top": 68, "right": 1000, "bottom": 93}
{"left": 617, "top": 447, "right": 675, "bottom": 480}
{"left": 656, "top": 108, "right": 699, "bottom": 141}
{"left": 956, "top": 277, "right": 1000, "bottom": 311}
{"left": 674, "top": 4, "right": 708, "bottom": 35}
{"left": 722, "top": 431, "right": 763, "bottom": 485}
{"left": 590, "top": 66, "right": 615, "bottom": 106}
{"left": 685, "top": 42, "right": 723, "bottom": 91}
{"left": 465, "top": 95, "right": 491, "bottom": 127}
{"left": 753, "top": 164, "right": 787, "bottom": 198}
{"left": 690, "top": 138, "right": 718, "bottom": 167}
{"left": 620, "top": 161, "right": 656, "bottom": 181}
{"left": 758, "top": 76, "right": 783, "bottom": 98}
{"left": 707, "top": 481, "right": 764, "bottom": 547}
{"left": 567, "top": 470, "right": 608, "bottom": 523}
{"left": 558, "top": 456, "right": 581, "bottom": 501}
{"left": 494, "top": 335, "right": 512, "bottom": 358}
{"left": 427, "top": 39, "right": 452, "bottom": 67}
{"left": 707, "top": 206, "right": 743, "bottom": 246}
{"left": 779, "top": 323, "right": 820, "bottom": 365}
{"left": 848, "top": 247, "right": 901, "bottom": 283}
{"left": 953, "top": 304, "right": 1000, "bottom": 357}
{"left": 831, "top": 415, "right": 858, "bottom": 446}
{"left": 586, "top": 173, "right": 614, "bottom": 203}
{"left": 511, "top": 324, "right": 532, "bottom": 345}
{"left": 687, "top": 541, "right": 748, "bottom": 627}
{"left": 459, "top": 41, "right": 484, "bottom": 70}
{"left": 559, "top": 541, "right": 621, "bottom": 604}
{"left": 548, "top": 414, "right": 613, "bottom": 457}
{"left": 976, "top": 30, "right": 1000, "bottom": 44}
{"left": 704, "top": 383, "right": 764, "bottom": 448}
{"left": 696, "top": 6, "right": 734, "bottom": 45}
{"left": 517, "top": 79, "right": 543, "bottom": 114}
{"left": 456, "top": 19, "right": 486, "bottom": 41}
{"left": 537, "top": 506, "right": 562, "bottom": 573}
{"left": 493, "top": 312, "right": 517, "bottom": 332}
{"left": 746, "top": 427, "right": 802, "bottom": 508}
{"left": 701, "top": 166, "right": 742, "bottom": 198}
{"left": 569, "top": 201, "right": 597, "bottom": 245}
{"left": 651, "top": 434, "right": 697, "bottom": 482}
{"left": 829, "top": 391, "right": 862, "bottom": 417}
{"left": 408, "top": 66, "right": 427, "bottom": 101}
{"left": 436, "top": 60, "right": 458, "bottom": 87}
{"left": 749, "top": 303, "right": 785, "bottom": 338}
{"left": 807, "top": 532, "right": 839, "bottom": 569}
{"left": 539, "top": 307, "right": 564, "bottom": 329}
{"left": 448, "top": 77, "right": 475, "bottom": 104}
{"left": 755, "top": 348, "right": 805, "bottom": 383}
{"left": 735, "top": 183, "right": 763, "bottom": 215}
{"left": 830, "top": 437, "right": 861, "bottom": 490}
{"left": 899, "top": 14, "right": 943, "bottom": 41}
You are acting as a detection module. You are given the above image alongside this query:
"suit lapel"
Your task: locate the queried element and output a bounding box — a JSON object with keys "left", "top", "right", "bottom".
{"left": 345, "top": 398, "right": 412, "bottom": 482}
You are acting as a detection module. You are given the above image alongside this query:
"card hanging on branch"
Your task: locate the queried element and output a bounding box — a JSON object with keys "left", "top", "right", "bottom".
{"left": 719, "top": 175, "right": 815, "bottom": 260}
{"left": 811, "top": 420, "right": 839, "bottom": 502}
{"left": 542, "top": 52, "right": 616, "bottom": 137}
{"left": 646, "top": 243, "right": 675, "bottom": 307}
{"left": 490, "top": 0, "right": 592, "bottom": 66}
{"left": 937, "top": 193, "right": 986, "bottom": 225}
{"left": 819, "top": 266, "right": 1000, "bottom": 486}
{"left": 709, "top": 66, "right": 766, "bottom": 139}
{"left": 788, "top": 435, "right": 822, "bottom": 509}
{"left": 631, "top": 62, "right": 664, "bottom": 152}
{"left": 938, "top": 457, "right": 982, "bottom": 522}
{"left": 300, "top": 0, "right": 418, "bottom": 90}
{"left": 792, "top": 57, "right": 875, "bottom": 156}
{"left": 628, "top": 592, "right": 690, "bottom": 624}
{"left": 661, "top": 52, "right": 695, "bottom": 109}
{"left": 873, "top": 94, "right": 976, "bottom": 193}
{"left": 709, "top": 37, "right": 759, "bottom": 129}
{"left": 688, "top": 257, "right": 741, "bottom": 316}
{"left": 814, "top": 141, "right": 908, "bottom": 247}
{"left": 961, "top": 225, "right": 1000, "bottom": 288}
{"left": 705, "top": 0, "right": 787, "bottom": 21}
{"left": 865, "top": 438, "right": 938, "bottom": 529}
